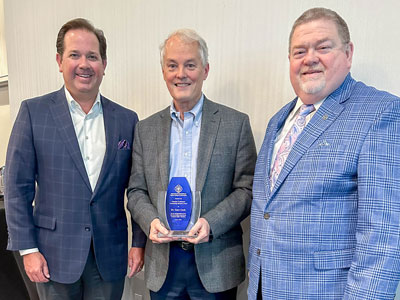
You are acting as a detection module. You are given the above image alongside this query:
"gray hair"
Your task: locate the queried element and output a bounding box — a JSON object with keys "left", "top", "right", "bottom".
{"left": 289, "top": 7, "right": 350, "bottom": 52}
{"left": 160, "top": 28, "right": 209, "bottom": 66}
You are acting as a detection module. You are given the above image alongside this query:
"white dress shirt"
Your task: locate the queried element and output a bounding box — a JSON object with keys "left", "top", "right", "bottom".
{"left": 66, "top": 88, "right": 106, "bottom": 191}
{"left": 270, "top": 98, "right": 324, "bottom": 172}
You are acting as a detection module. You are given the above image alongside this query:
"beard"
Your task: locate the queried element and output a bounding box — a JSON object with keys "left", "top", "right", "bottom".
{"left": 298, "top": 70, "right": 326, "bottom": 94}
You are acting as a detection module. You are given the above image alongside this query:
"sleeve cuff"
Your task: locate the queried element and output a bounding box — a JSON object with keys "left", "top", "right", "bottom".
{"left": 19, "top": 248, "right": 39, "bottom": 256}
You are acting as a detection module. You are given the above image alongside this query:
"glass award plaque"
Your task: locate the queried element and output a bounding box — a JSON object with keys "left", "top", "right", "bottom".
{"left": 158, "top": 177, "right": 201, "bottom": 238}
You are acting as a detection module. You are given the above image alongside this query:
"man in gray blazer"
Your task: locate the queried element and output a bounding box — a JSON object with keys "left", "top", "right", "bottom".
{"left": 127, "top": 29, "right": 257, "bottom": 299}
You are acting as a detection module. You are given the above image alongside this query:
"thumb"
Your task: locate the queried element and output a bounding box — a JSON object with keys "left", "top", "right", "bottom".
{"left": 188, "top": 222, "right": 201, "bottom": 237}
{"left": 42, "top": 260, "right": 50, "bottom": 278}
{"left": 157, "top": 221, "right": 170, "bottom": 235}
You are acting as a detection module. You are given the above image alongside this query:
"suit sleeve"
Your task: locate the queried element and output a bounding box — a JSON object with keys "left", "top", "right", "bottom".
{"left": 131, "top": 217, "right": 147, "bottom": 247}
{"left": 4, "top": 101, "right": 38, "bottom": 250}
{"left": 125, "top": 112, "right": 147, "bottom": 248}
{"left": 344, "top": 100, "right": 400, "bottom": 299}
{"left": 202, "top": 115, "right": 257, "bottom": 238}
{"left": 127, "top": 122, "right": 159, "bottom": 237}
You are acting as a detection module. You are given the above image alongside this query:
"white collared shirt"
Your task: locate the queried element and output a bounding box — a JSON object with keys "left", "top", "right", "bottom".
{"left": 270, "top": 98, "right": 324, "bottom": 172}
{"left": 65, "top": 88, "right": 106, "bottom": 191}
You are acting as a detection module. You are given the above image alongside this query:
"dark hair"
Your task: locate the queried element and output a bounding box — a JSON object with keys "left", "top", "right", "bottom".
{"left": 56, "top": 18, "right": 107, "bottom": 61}
{"left": 289, "top": 7, "right": 350, "bottom": 52}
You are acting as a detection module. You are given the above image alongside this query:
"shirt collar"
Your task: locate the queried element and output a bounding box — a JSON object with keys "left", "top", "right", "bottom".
{"left": 289, "top": 97, "right": 325, "bottom": 122}
{"left": 170, "top": 94, "right": 204, "bottom": 126}
{"left": 64, "top": 87, "right": 102, "bottom": 116}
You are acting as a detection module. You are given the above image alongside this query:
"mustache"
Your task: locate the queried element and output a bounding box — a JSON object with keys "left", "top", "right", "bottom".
{"left": 300, "top": 67, "right": 324, "bottom": 75}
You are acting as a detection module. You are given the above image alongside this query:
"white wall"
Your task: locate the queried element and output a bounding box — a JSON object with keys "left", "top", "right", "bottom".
{"left": 3, "top": 1, "right": 400, "bottom": 299}
{"left": 0, "top": 0, "right": 9, "bottom": 166}
{"left": 5, "top": 0, "right": 400, "bottom": 149}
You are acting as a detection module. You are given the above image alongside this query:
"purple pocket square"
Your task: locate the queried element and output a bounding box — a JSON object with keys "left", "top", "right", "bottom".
{"left": 118, "top": 139, "right": 131, "bottom": 150}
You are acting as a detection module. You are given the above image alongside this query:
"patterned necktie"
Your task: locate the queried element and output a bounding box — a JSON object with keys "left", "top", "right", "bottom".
{"left": 270, "top": 104, "right": 315, "bottom": 189}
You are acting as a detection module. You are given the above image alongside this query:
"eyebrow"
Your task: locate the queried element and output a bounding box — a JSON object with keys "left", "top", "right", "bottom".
{"left": 291, "top": 38, "right": 333, "bottom": 51}
{"left": 165, "top": 58, "right": 197, "bottom": 64}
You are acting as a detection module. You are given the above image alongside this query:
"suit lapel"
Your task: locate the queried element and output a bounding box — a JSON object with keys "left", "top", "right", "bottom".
{"left": 157, "top": 107, "right": 172, "bottom": 191}
{"left": 196, "top": 98, "right": 220, "bottom": 192}
{"left": 49, "top": 88, "right": 92, "bottom": 191}
{"left": 262, "top": 100, "right": 296, "bottom": 196}
{"left": 92, "top": 96, "right": 118, "bottom": 196}
{"left": 269, "top": 76, "right": 356, "bottom": 197}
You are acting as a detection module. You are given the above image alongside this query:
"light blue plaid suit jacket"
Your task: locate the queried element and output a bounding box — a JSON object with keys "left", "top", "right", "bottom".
{"left": 5, "top": 88, "right": 145, "bottom": 284}
{"left": 248, "top": 74, "right": 400, "bottom": 299}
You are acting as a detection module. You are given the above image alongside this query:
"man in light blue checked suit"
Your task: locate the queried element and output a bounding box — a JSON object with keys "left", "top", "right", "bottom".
{"left": 4, "top": 18, "right": 145, "bottom": 299}
{"left": 249, "top": 7, "right": 400, "bottom": 300}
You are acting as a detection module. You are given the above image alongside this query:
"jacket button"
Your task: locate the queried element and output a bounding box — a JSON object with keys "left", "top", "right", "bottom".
{"left": 257, "top": 249, "right": 261, "bottom": 255}
{"left": 85, "top": 227, "right": 91, "bottom": 231}
{"left": 264, "top": 213, "right": 270, "bottom": 220}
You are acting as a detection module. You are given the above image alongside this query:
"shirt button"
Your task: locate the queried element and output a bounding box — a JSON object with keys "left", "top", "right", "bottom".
{"left": 85, "top": 136, "right": 89, "bottom": 140}
{"left": 185, "top": 131, "right": 189, "bottom": 135}
{"left": 257, "top": 249, "right": 261, "bottom": 255}
{"left": 264, "top": 213, "right": 270, "bottom": 220}
{"left": 86, "top": 156, "right": 89, "bottom": 160}
{"left": 85, "top": 227, "right": 91, "bottom": 231}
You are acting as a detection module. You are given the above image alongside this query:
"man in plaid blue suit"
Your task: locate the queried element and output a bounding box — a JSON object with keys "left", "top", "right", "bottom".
{"left": 249, "top": 7, "right": 400, "bottom": 300}
{"left": 4, "top": 18, "right": 145, "bottom": 299}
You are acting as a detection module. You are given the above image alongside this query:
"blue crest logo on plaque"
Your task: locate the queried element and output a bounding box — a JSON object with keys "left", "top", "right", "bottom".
{"left": 166, "top": 177, "right": 192, "bottom": 231}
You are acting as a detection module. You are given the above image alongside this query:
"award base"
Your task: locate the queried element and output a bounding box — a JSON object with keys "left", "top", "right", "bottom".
{"left": 158, "top": 187, "right": 201, "bottom": 238}
{"left": 157, "top": 231, "right": 198, "bottom": 239}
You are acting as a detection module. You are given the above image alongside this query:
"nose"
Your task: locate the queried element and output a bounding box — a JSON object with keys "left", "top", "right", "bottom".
{"left": 176, "top": 66, "right": 186, "bottom": 79}
{"left": 78, "top": 56, "right": 90, "bottom": 68}
{"left": 303, "top": 49, "right": 319, "bottom": 66}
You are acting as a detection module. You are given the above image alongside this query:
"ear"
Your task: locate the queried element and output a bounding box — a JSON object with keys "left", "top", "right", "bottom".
{"left": 203, "top": 63, "right": 210, "bottom": 80}
{"left": 56, "top": 53, "right": 63, "bottom": 73}
{"left": 161, "top": 65, "right": 167, "bottom": 81}
{"left": 345, "top": 42, "right": 354, "bottom": 68}
{"left": 102, "top": 59, "right": 107, "bottom": 71}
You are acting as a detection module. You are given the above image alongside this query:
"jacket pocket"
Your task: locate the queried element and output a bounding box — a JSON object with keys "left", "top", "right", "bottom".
{"left": 33, "top": 214, "right": 56, "bottom": 230}
{"left": 314, "top": 248, "right": 354, "bottom": 270}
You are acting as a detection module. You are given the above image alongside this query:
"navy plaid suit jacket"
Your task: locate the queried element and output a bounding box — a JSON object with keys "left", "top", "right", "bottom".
{"left": 249, "top": 74, "right": 400, "bottom": 299}
{"left": 4, "top": 88, "right": 144, "bottom": 284}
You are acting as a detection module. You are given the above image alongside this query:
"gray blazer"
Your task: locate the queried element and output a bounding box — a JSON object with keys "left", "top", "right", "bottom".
{"left": 127, "top": 97, "right": 257, "bottom": 293}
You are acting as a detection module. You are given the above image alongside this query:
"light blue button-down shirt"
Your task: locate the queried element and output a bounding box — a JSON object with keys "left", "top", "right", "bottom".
{"left": 169, "top": 95, "right": 204, "bottom": 194}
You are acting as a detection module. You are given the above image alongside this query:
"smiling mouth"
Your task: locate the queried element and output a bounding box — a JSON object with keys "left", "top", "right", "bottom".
{"left": 175, "top": 83, "right": 190, "bottom": 87}
{"left": 77, "top": 74, "right": 92, "bottom": 78}
{"left": 302, "top": 70, "right": 323, "bottom": 75}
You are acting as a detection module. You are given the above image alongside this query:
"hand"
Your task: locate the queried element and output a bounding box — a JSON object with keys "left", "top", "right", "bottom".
{"left": 183, "top": 218, "right": 210, "bottom": 244}
{"left": 23, "top": 252, "right": 50, "bottom": 282}
{"left": 128, "top": 247, "right": 145, "bottom": 278}
{"left": 149, "top": 218, "right": 176, "bottom": 244}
